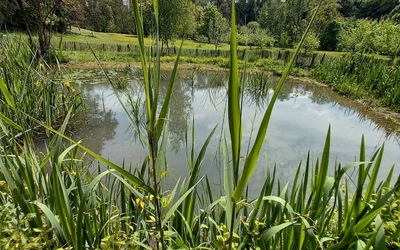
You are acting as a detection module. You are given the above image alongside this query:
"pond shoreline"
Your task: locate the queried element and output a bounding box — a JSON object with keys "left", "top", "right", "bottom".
{"left": 62, "top": 60, "right": 400, "bottom": 132}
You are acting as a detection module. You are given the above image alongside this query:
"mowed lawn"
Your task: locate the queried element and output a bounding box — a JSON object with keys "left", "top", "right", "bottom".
{"left": 57, "top": 27, "right": 237, "bottom": 51}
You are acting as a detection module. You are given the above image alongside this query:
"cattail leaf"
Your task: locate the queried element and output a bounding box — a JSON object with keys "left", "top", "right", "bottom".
{"left": 0, "top": 77, "right": 15, "bottom": 108}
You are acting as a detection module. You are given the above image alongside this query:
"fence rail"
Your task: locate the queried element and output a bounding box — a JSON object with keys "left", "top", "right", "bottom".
{"left": 58, "top": 41, "right": 361, "bottom": 69}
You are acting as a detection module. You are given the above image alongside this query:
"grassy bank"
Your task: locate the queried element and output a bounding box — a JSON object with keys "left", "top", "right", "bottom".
{"left": 312, "top": 55, "right": 400, "bottom": 111}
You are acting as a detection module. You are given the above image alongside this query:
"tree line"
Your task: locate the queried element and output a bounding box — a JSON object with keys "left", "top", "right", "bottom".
{"left": 1, "top": 0, "right": 399, "bottom": 58}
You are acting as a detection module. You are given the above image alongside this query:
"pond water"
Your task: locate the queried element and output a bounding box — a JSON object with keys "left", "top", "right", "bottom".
{"left": 66, "top": 69, "right": 400, "bottom": 195}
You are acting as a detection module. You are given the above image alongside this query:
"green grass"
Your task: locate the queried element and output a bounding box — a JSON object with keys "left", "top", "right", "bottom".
{"left": 58, "top": 26, "right": 247, "bottom": 51}
{"left": 312, "top": 54, "right": 400, "bottom": 111}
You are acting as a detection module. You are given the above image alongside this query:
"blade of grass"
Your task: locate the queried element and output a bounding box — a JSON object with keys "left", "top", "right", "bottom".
{"left": 232, "top": 0, "right": 323, "bottom": 202}
{"left": 19, "top": 109, "right": 155, "bottom": 195}
{"left": 0, "top": 77, "right": 15, "bottom": 108}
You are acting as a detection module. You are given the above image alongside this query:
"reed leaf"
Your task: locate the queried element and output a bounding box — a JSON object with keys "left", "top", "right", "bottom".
{"left": 19, "top": 109, "right": 155, "bottom": 195}
{"left": 227, "top": 0, "right": 241, "bottom": 183}
{"left": 162, "top": 178, "right": 203, "bottom": 227}
{"left": 0, "top": 77, "right": 14, "bottom": 108}
{"left": 32, "top": 201, "right": 66, "bottom": 243}
{"left": 184, "top": 125, "right": 217, "bottom": 226}
{"left": 0, "top": 112, "right": 23, "bottom": 132}
{"left": 156, "top": 41, "right": 183, "bottom": 141}
{"left": 131, "top": 0, "right": 151, "bottom": 123}
{"left": 223, "top": 135, "right": 233, "bottom": 231}
{"left": 261, "top": 222, "right": 295, "bottom": 242}
{"left": 76, "top": 170, "right": 113, "bottom": 250}
{"left": 232, "top": 0, "right": 323, "bottom": 202}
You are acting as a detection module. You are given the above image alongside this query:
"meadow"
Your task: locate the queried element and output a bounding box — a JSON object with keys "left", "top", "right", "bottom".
{"left": 0, "top": 1, "right": 399, "bottom": 250}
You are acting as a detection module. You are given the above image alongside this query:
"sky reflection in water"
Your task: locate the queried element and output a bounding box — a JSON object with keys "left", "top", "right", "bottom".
{"left": 71, "top": 70, "right": 400, "bottom": 195}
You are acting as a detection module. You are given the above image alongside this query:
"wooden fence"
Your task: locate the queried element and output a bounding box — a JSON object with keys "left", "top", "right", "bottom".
{"left": 60, "top": 41, "right": 335, "bottom": 69}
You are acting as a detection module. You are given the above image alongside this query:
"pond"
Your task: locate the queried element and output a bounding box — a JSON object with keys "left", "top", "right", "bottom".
{"left": 63, "top": 69, "right": 400, "bottom": 195}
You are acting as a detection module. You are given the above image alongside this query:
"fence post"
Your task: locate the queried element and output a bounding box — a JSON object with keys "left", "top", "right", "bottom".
{"left": 320, "top": 53, "right": 326, "bottom": 64}
{"left": 309, "top": 53, "right": 317, "bottom": 68}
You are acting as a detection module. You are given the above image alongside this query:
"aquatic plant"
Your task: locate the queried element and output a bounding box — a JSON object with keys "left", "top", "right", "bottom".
{"left": 312, "top": 54, "right": 400, "bottom": 111}
{"left": 0, "top": 36, "right": 82, "bottom": 148}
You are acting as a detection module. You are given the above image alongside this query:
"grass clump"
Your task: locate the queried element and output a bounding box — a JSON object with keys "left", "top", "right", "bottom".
{"left": 0, "top": 36, "right": 82, "bottom": 147}
{"left": 312, "top": 54, "right": 400, "bottom": 111}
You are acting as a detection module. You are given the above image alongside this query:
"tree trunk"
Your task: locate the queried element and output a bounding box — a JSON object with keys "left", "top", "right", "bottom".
{"left": 38, "top": 22, "right": 51, "bottom": 58}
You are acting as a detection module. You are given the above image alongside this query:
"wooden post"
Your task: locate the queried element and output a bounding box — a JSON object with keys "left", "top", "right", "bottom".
{"left": 320, "top": 53, "right": 326, "bottom": 64}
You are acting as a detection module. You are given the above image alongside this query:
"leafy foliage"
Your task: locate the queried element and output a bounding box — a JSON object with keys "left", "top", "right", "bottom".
{"left": 198, "top": 5, "right": 229, "bottom": 49}
{"left": 338, "top": 18, "right": 400, "bottom": 58}
{"left": 237, "top": 21, "right": 275, "bottom": 48}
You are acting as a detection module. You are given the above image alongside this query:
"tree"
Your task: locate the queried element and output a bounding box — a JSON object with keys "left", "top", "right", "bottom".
{"left": 0, "top": 0, "right": 18, "bottom": 28}
{"left": 258, "top": 0, "right": 288, "bottom": 46}
{"left": 159, "top": 0, "right": 195, "bottom": 48}
{"left": 374, "top": 19, "right": 400, "bottom": 60}
{"left": 389, "top": 5, "right": 400, "bottom": 23}
{"left": 199, "top": 5, "right": 228, "bottom": 50}
{"left": 357, "top": 0, "right": 399, "bottom": 19}
{"left": 338, "top": 19, "right": 377, "bottom": 53}
{"left": 14, "top": 0, "right": 63, "bottom": 58}
{"left": 319, "top": 19, "right": 341, "bottom": 51}
{"left": 240, "top": 21, "right": 275, "bottom": 48}
{"left": 302, "top": 31, "right": 319, "bottom": 52}
{"left": 311, "top": 0, "right": 341, "bottom": 36}
{"left": 337, "top": 0, "right": 359, "bottom": 17}
{"left": 62, "top": 0, "right": 86, "bottom": 29}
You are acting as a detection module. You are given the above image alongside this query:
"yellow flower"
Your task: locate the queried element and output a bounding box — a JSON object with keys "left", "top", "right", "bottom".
{"left": 70, "top": 87, "right": 75, "bottom": 93}
{"left": 35, "top": 81, "right": 41, "bottom": 87}
{"left": 147, "top": 195, "right": 154, "bottom": 201}
{"left": 140, "top": 201, "right": 145, "bottom": 209}
{"left": 71, "top": 170, "right": 77, "bottom": 176}
{"left": 135, "top": 198, "right": 146, "bottom": 210}
{"left": 0, "top": 67, "right": 3, "bottom": 73}
{"left": 64, "top": 82, "right": 71, "bottom": 88}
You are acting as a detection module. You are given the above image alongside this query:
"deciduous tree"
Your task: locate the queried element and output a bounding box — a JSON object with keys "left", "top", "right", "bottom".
{"left": 14, "top": 0, "right": 63, "bottom": 57}
{"left": 199, "top": 5, "right": 228, "bottom": 49}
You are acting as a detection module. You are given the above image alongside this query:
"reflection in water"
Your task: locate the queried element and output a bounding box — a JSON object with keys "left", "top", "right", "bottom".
{"left": 70, "top": 70, "right": 400, "bottom": 195}
{"left": 73, "top": 84, "right": 119, "bottom": 155}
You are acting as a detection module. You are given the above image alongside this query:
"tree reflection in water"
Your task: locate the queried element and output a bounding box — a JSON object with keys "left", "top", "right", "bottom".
{"left": 73, "top": 83, "right": 118, "bottom": 155}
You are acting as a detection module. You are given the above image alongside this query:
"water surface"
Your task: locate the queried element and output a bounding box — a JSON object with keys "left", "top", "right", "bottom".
{"left": 68, "top": 69, "right": 400, "bottom": 195}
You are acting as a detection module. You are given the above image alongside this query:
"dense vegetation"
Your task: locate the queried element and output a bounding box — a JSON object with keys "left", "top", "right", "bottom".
{"left": 1, "top": 0, "right": 400, "bottom": 249}
{"left": 1, "top": 0, "right": 400, "bottom": 57}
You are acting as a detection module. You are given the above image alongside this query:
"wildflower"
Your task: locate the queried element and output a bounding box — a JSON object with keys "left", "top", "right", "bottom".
{"left": 147, "top": 195, "right": 154, "bottom": 201}
{"left": 71, "top": 170, "right": 77, "bottom": 176}
{"left": 0, "top": 67, "right": 3, "bottom": 73}
{"left": 64, "top": 82, "right": 71, "bottom": 88}
{"left": 35, "top": 81, "right": 41, "bottom": 87}
{"left": 70, "top": 87, "right": 75, "bottom": 93}
{"left": 135, "top": 198, "right": 146, "bottom": 209}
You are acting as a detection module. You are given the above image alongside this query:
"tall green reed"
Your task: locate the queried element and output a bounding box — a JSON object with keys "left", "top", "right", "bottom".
{"left": 312, "top": 54, "right": 400, "bottom": 111}
{"left": 0, "top": 35, "right": 82, "bottom": 147}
